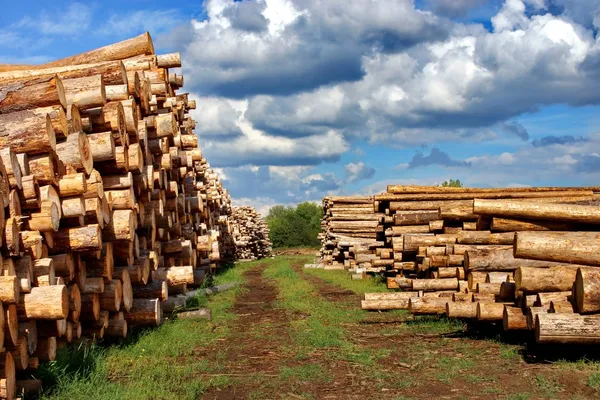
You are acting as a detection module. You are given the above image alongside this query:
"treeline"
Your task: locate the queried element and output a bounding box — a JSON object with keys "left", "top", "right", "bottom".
{"left": 266, "top": 202, "right": 322, "bottom": 248}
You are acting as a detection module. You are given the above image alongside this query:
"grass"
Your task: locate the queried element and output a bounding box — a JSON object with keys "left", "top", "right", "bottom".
{"left": 589, "top": 372, "right": 600, "bottom": 392}
{"left": 303, "top": 268, "right": 388, "bottom": 294}
{"left": 38, "top": 260, "right": 258, "bottom": 399}
{"left": 534, "top": 374, "right": 564, "bottom": 398}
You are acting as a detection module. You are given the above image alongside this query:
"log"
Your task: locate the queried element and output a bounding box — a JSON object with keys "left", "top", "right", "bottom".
{"left": 0, "top": 111, "right": 56, "bottom": 155}
{"left": 575, "top": 268, "right": 600, "bottom": 314}
{"left": 177, "top": 308, "right": 212, "bottom": 320}
{"left": 53, "top": 224, "right": 102, "bottom": 252}
{"left": 446, "top": 302, "right": 477, "bottom": 318}
{"left": 408, "top": 297, "right": 447, "bottom": 315}
{"left": 490, "top": 217, "right": 592, "bottom": 232}
{"left": 100, "top": 280, "right": 122, "bottom": 312}
{"left": 105, "top": 319, "right": 127, "bottom": 337}
{"left": 535, "top": 313, "right": 600, "bottom": 344}
{"left": 393, "top": 210, "right": 440, "bottom": 226}
{"left": 503, "top": 306, "right": 528, "bottom": 330}
{"left": 476, "top": 302, "right": 505, "bottom": 321}
{"left": 63, "top": 75, "right": 106, "bottom": 110}
{"left": 0, "top": 75, "right": 66, "bottom": 114}
{"left": 42, "top": 32, "right": 154, "bottom": 68}
{"left": 0, "top": 352, "right": 15, "bottom": 400}
{"left": 465, "top": 247, "right": 580, "bottom": 272}
{"left": 0, "top": 60, "right": 126, "bottom": 85}
{"left": 0, "top": 277, "right": 19, "bottom": 304}
{"left": 474, "top": 199, "right": 600, "bottom": 224}
{"left": 33, "top": 337, "right": 56, "bottom": 361}
{"left": 515, "top": 266, "right": 578, "bottom": 293}
{"left": 132, "top": 280, "right": 168, "bottom": 301}
{"left": 125, "top": 298, "right": 161, "bottom": 327}
{"left": 55, "top": 131, "right": 94, "bottom": 175}
{"left": 412, "top": 278, "right": 458, "bottom": 292}
{"left": 18, "top": 286, "right": 68, "bottom": 320}
{"left": 514, "top": 231, "right": 600, "bottom": 266}
{"left": 152, "top": 266, "right": 193, "bottom": 286}
{"left": 456, "top": 231, "right": 514, "bottom": 245}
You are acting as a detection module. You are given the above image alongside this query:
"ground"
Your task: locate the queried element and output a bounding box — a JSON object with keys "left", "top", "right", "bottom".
{"left": 41, "top": 254, "right": 600, "bottom": 400}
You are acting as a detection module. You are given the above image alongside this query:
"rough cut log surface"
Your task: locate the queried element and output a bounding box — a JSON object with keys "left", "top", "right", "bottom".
{"left": 514, "top": 231, "right": 600, "bottom": 266}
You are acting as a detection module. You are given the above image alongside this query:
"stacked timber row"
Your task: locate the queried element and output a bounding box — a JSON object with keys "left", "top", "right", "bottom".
{"left": 319, "top": 196, "right": 385, "bottom": 271}
{"left": 0, "top": 33, "right": 247, "bottom": 398}
{"left": 362, "top": 186, "right": 600, "bottom": 346}
{"left": 373, "top": 185, "right": 598, "bottom": 289}
{"left": 231, "top": 206, "right": 271, "bottom": 260}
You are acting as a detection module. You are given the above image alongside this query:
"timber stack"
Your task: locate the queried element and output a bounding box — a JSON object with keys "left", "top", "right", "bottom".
{"left": 231, "top": 206, "right": 271, "bottom": 260}
{"left": 359, "top": 185, "right": 600, "bottom": 346}
{"left": 319, "top": 196, "right": 384, "bottom": 271}
{"left": 0, "top": 32, "right": 257, "bottom": 398}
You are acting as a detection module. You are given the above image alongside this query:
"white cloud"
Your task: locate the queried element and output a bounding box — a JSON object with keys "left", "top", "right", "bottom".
{"left": 345, "top": 162, "right": 376, "bottom": 182}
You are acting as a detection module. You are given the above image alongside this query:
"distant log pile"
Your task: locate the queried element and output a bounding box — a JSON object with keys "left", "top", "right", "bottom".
{"left": 0, "top": 32, "right": 273, "bottom": 398}
{"left": 231, "top": 206, "right": 271, "bottom": 260}
{"left": 319, "top": 196, "right": 384, "bottom": 271}
{"left": 320, "top": 185, "right": 600, "bottom": 346}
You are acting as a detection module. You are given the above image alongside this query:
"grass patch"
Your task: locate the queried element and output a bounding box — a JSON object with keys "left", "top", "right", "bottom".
{"left": 39, "top": 260, "right": 258, "bottom": 399}
{"left": 279, "top": 363, "right": 333, "bottom": 384}
{"left": 589, "top": 372, "right": 600, "bottom": 392}
{"left": 534, "top": 374, "right": 564, "bottom": 398}
{"left": 303, "top": 268, "right": 387, "bottom": 295}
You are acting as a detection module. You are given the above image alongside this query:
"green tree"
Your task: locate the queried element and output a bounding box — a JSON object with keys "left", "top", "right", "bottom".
{"left": 266, "top": 202, "right": 323, "bottom": 248}
{"left": 441, "top": 179, "right": 463, "bottom": 188}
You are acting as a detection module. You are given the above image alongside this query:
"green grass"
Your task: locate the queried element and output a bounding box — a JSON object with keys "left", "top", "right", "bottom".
{"left": 38, "top": 260, "right": 259, "bottom": 400}
{"left": 534, "top": 374, "right": 564, "bottom": 398}
{"left": 303, "top": 268, "right": 388, "bottom": 294}
{"left": 589, "top": 372, "right": 600, "bottom": 392}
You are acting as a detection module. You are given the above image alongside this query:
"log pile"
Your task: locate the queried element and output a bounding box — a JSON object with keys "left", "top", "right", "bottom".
{"left": 0, "top": 33, "right": 254, "bottom": 398}
{"left": 231, "top": 206, "right": 271, "bottom": 260}
{"left": 326, "top": 186, "right": 600, "bottom": 346}
{"left": 319, "top": 196, "right": 384, "bottom": 271}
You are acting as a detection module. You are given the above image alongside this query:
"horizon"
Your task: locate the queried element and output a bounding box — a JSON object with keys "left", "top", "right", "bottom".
{"left": 3, "top": 0, "right": 600, "bottom": 215}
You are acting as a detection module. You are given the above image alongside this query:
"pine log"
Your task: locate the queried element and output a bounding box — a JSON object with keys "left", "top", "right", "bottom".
{"left": 125, "top": 298, "right": 161, "bottom": 327}
{"left": 503, "top": 306, "right": 528, "bottom": 330}
{"left": 0, "top": 75, "right": 66, "bottom": 114}
{"left": 515, "top": 266, "right": 578, "bottom": 293}
{"left": 535, "top": 313, "right": 600, "bottom": 344}
{"left": 132, "top": 280, "right": 168, "bottom": 301}
{"left": 465, "top": 247, "right": 579, "bottom": 272}
{"left": 514, "top": 231, "right": 600, "bottom": 266}
{"left": 0, "top": 352, "right": 15, "bottom": 400}
{"left": 408, "top": 297, "right": 447, "bottom": 315}
{"left": 152, "top": 266, "right": 193, "bottom": 285}
{"left": 0, "top": 111, "right": 56, "bottom": 155}
{"left": 33, "top": 337, "right": 56, "bottom": 361}
{"left": 476, "top": 302, "right": 505, "bottom": 321}
{"left": 490, "top": 217, "right": 592, "bottom": 232}
{"left": 446, "top": 302, "right": 477, "bottom": 318}
{"left": 18, "top": 286, "right": 68, "bottom": 319}
{"left": 456, "top": 231, "right": 514, "bottom": 245}
{"left": 575, "top": 268, "right": 600, "bottom": 314}
{"left": 0, "top": 60, "right": 126, "bottom": 85}
{"left": 474, "top": 199, "right": 600, "bottom": 224}
{"left": 53, "top": 224, "right": 102, "bottom": 252}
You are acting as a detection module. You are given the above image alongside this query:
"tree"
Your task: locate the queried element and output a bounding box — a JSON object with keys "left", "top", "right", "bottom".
{"left": 441, "top": 179, "right": 463, "bottom": 188}
{"left": 266, "top": 202, "right": 322, "bottom": 248}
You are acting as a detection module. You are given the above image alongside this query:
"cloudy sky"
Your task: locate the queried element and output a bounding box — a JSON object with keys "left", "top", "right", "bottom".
{"left": 3, "top": 0, "right": 600, "bottom": 214}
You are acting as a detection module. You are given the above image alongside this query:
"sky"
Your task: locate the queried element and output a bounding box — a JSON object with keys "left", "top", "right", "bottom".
{"left": 3, "top": 0, "right": 600, "bottom": 215}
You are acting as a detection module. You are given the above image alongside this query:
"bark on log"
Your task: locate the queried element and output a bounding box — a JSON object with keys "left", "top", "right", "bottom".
{"left": 177, "top": 308, "right": 212, "bottom": 320}
{"left": 535, "top": 313, "right": 600, "bottom": 344}
{"left": 0, "top": 75, "right": 66, "bottom": 114}
{"left": 408, "top": 297, "right": 447, "bottom": 315}
{"left": 18, "top": 286, "right": 68, "bottom": 320}
{"left": 125, "top": 298, "right": 161, "bottom": 327}
{"left": 575, "top": 268, "right": 600, "bottom": 314}
{"left": 474, "top": 199, "right": 600, "bottom": 224}
{"left": 503, "top": 306, "right": 528, "bottom": 331}
{"left": 515, "top": 266, "right": 578, "bottom": 293}
{"left": 465, "top": 247, "right": 580, "bottom": 272}
{"left": 514, "top": 231, "right": 600, "bottom": 266}
{"left": 446, "top": 302, "right": 477, "bottom": 318}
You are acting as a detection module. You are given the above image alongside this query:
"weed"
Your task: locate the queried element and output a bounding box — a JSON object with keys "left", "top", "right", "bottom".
{"left": 534, "top": 374, "right": 564, "bottom": 398}
{"left": 588, "top": 372, "right": 600, "bottom": 392}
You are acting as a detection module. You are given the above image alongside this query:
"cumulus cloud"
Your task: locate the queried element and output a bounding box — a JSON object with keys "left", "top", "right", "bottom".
{"left": 408, "top": 148, "right": 472, "bottom": 168}
{"left": 345, "top": 162, "right": 376, "bottom": 182}
{"left": 189, "top": 96, "right": 243, "bottom": 139}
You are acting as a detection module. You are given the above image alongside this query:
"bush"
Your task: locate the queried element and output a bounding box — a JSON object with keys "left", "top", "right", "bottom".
{"left": 441, "top": 179, "right": 463, "bottom": 188}
{"left": 266, "top": 202, "right": 322, "bottom": 248}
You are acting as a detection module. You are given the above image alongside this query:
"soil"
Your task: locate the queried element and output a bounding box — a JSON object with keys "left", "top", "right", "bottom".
{"left": 200, "top": 260, "right": 600, "bottom": 400}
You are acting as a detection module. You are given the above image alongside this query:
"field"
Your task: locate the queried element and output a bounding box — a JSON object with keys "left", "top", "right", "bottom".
{"left": 41, "top": 254, "right": 600, "bottom": 399}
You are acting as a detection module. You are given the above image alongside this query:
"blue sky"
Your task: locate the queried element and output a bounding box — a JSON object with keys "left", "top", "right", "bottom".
{"left": 3, "top": 0, "right": 600, "bottom": 214}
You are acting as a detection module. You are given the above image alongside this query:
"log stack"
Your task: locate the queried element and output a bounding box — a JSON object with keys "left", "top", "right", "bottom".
{"left": 357, "top": 185, "right": 600, "bottom": 346}
{"left": 0, "top": 33, "right": 265, "bottom": 398}
{"left": 319, "top": 196, "right": 385, "bottom": 271}
{"left": 231, "top": 206, "right": 271, "bottom": 260}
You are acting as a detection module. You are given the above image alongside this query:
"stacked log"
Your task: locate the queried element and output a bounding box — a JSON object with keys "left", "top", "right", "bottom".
{"left": 319, "top": 196, "right": 385, "bottom": 271}
{"left": 0, "top": 33, "right": 265, "bottom": 398}
{"left": 230, "top": 206, "right": 271, "bottom": 260}
{"left": 357, "top": 185, "right": 600, "bottom": 346}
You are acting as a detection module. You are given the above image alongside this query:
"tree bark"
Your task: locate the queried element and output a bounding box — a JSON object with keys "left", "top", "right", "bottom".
{"left": 514, "top": 231, "right": 600, "bottom": 266}
{"left": 0, "top": 75, "right": 66, "bottom": 114}
{"left": 535, "top": 313, "right": 600, "bottom": 344}
{"left": 475, "top": 199, "right": 600, "bottom": 224}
